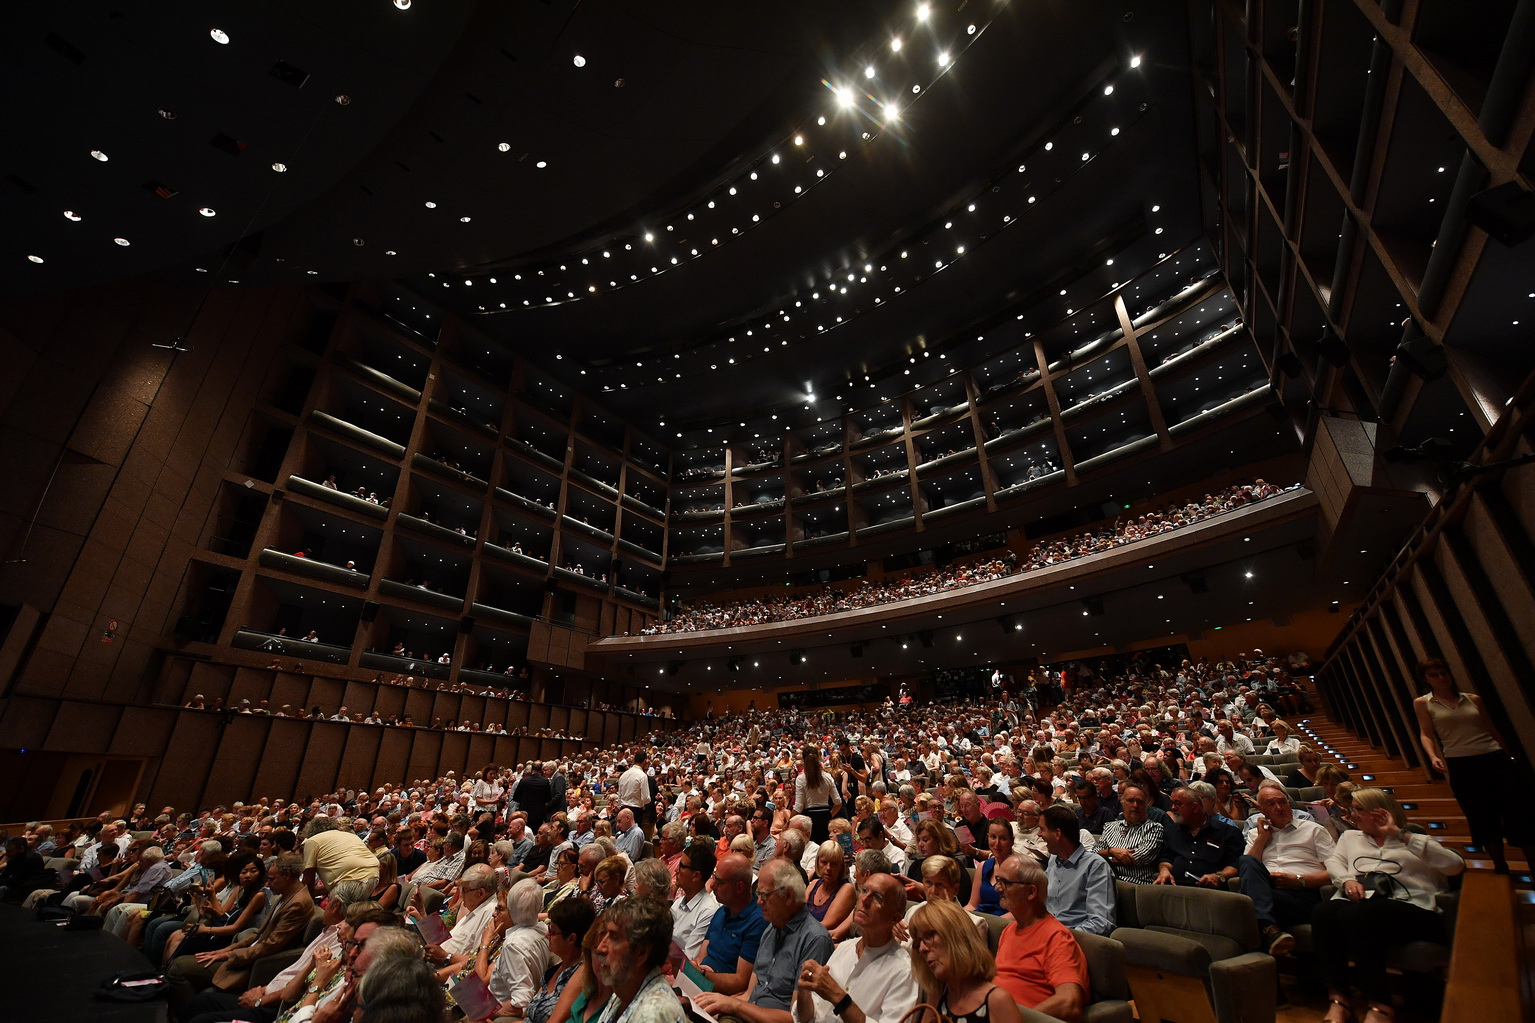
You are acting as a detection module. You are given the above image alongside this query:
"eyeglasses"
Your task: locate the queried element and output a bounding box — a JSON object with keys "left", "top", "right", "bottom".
{"left": 754, "top": 886, "right": 780, "bottom": 902}
{"left": 991, "top": 875, "right": 1026, "bottom": 891}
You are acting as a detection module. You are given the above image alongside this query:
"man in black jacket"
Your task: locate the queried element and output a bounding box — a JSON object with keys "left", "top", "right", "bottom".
{"left": 512, "top": 762, "right": 553, "bottom": 829}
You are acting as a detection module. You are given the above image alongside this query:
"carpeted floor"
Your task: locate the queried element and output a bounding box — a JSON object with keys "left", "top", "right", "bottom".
{"left": 0, "top": 904, "right": 166, "bottom": 1023}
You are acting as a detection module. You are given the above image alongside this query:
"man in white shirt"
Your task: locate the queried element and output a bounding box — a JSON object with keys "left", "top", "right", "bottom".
{"left": 427, "top": 864, "right": 500, "bottom": 974}
{"left": 794, "top": 872, "right": 917, "bottom": 1023}
{"left": 489, "top": 879, "right": 551, "bottom": 1013}
{"left": 671, "top": 844, "right": 720, "bottom": 960}
{"left": 855, "top": 819, "right": 905, "bottom": 873}
{"left": 876, "top": 801, "right": 912, "bottom": 850}
{"left": 1238, "top": 784, "right": 1334, "bottom": 956}
{"left": 618, "top": 750, "right": 654, "bottom": 835}
{"left": 1214, "top": 721, "right": 1255, "bottom": 756}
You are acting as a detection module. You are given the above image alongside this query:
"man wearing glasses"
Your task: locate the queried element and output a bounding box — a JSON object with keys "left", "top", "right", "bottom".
{"left": 672, "top": 844, "right": 720, "bottom": 960}
{"left": 1011, "top": 799, "right": 1049, "bottom": 863}
{"left": 694, "top": 859, "right": 833, "bottom": 1023}
{"left": 992, "top": 856, "right": 1089, "bottom": 1022}
{"left": 793, "top": 873, "right": 917, "bottom": 1023}
{"left": 695, "top": 853, "right": 767, "bottom": 996}
{"left": 1154, "top": 786, "right": 1242, "bottom": 888}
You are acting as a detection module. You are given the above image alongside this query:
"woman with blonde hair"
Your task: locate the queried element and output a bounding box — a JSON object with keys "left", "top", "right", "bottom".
{"left": 805, "top": 840, "right": 855, "bottom": 932}
{"left": 1314, "top": 788, "right": 1464, "bottom": 1023}
{"left": 907, "top": 900, "right": 1022, "bottom": 1023}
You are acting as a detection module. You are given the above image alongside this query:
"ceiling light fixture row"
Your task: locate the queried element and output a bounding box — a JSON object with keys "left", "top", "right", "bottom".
{"left": 572, "top": 69, "right": 1152, "bottom": 411}
{"left": 662, "top": 239, "right": 1220, "bottom": 447}
{"left": 454, "top": 2, "right": 1003, "bottom": 309}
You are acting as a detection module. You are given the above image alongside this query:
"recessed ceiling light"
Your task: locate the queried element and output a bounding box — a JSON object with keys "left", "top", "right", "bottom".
{"left": 535, "top": 160, "right": 548, "bottom": 168}
{"left": 497, "top": 142, "right": 511, "bottom": 152}
{"left": 210, "top": 28, "right": 230, "bottom": 44}
{"left": 113, "top": 237, "right": 130, "bottom": 246}
{"left": 424, "top": 201, "right": 436, "bottom": 208}
{"left": 271, "top": 162, "right": 287, "bottom": 173}
{"left": 573, "top": 54, "right": 586, "bottom": 67}
{"left": 198, "top": 207, "right": 216, "bottom": 217}
{"left": 334, "top": 94, "right": 351, "bottom": 105}
{"left": 460, "top": 216, "right": 471, "bottom": 222}
{"left": 62, "top": 210, "right": 81, "bottom": 221}
{"left": 1130, "top": 55, "right": 1142, "bottom": 68}
{"left": 27, "top": 254, "right": 44, "bottom": 264}
{"left": 89, "top": 149, "right": 108, "bottom": 162}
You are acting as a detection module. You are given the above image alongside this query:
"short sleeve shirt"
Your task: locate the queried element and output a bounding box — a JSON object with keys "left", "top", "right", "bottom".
{"left": 994, "top": 915, "right": 1090, "bottom": 1008}
{"left": 701, "top": 900, "right": 767, "bottom": 974}
{"left": 301, "top": 830, "right": 380, "bottom": 888}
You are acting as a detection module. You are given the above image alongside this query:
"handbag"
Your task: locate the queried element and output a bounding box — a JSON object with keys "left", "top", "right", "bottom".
{"left": 1357, "top": 870, "right": 1410, "bottom": 901}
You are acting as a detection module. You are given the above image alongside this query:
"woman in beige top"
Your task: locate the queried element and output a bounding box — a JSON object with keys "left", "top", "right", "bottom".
{"left": 1412, "top": 656, "right": 1533, "bottom": 874}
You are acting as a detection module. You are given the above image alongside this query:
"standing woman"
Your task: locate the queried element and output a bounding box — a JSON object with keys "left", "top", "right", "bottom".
{"left": 1413, "top": 657, "right": 1535, "bottom": 874}
{"left": 795, "top": 745, "right": 840, "bottom": 843}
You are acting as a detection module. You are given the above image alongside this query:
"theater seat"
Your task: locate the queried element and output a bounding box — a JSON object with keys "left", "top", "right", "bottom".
{"left": 1111, "top": 883, "right": 1276, "bottom": 1023}
{"left": 1071, "top": 929, "right": 1134, "bottom": 1023}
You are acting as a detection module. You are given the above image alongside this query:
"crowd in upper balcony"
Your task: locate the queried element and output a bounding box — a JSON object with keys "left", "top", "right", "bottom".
{"left": 643, "top": 480, "right": 1293, "bottom": 635}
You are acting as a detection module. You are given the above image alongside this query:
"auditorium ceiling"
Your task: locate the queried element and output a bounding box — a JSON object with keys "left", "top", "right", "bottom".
{"left": 6, "top": 0, "right": 1214, "bottom": 437}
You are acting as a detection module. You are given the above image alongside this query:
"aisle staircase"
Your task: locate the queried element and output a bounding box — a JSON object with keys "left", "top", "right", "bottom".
{"left": 1291, "top": 706, "right": 1533, "bottom": 1023}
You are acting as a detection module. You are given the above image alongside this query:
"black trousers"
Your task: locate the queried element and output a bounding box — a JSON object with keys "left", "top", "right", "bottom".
{"left": 1311, "top": 897, "right": 1446, "bottom": 1004}
{"left": 1445, "top": 750, "right": 1534, "bottom": 863}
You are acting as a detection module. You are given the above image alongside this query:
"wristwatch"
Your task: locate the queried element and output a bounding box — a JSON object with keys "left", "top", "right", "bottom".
{"left": 833, "top": 993, "right": 854, "bottom": 1016}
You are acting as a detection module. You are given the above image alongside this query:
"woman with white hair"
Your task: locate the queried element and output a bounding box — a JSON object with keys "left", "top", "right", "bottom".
{"left": 483, "top": 878, "right": 552, "bottom": 1016}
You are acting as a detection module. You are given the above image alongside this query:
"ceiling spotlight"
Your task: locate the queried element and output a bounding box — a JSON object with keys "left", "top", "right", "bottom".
{"left": 394, "top": 0, "right": 410, "bottom": 7}
{"left": 198, "top": 207, "right": 216, "bottom": 217}
{"left": 209, "top": 28, "right": 230, "bottom": 44}
{"left": 27, "top": 254, "right": 44, "bottom": 263}
{"left": 937, "top": 51, "right": 951, "bottom": 67}
{"left": 1103, "top": 84, "right": 1114, "bottom": 95}
{"left": 424, "top": 200, "right": 437, "bottom": 208}
{"left": 460, "top": 216, "right": 471, "bottom": 222}
{"left": 497, "top": 142, "right": 511, "bottom": 152}
{"left": 157, "top": 108, "right": 176, "bottom": 120}
{"left": 644, "top": 232, "right": 654, "bottom": 242}
{"left": 572, "top": 54, "right": 586, "bottom": 67}
{"left": 1130, "top": 54, "right": 1142, "bottom": 68}
{"left": 62, "top": 210, "right": 81, "bottom": 221}
{"left": 891, "top": 37, "right": 902, "bottom": 51}
{"left": 113, "top": 237, "right": 130, "bottom": 246}
{"left": 916, "top": 3, "right": 931, "bottom": 20}
{"left": 771, "top": 153, "right": 781, "bottom": 164}
{"left": 864, "top": 66, "right": 876, "bottom": 79}
{"left": 334, "top": 94, "right": 351, "bottom": 105}
{"left": 793, "top": 135, "right": 803, "bottom": 145}
{"left": 883, "top": 102, "right": 899, "bottom": 120}
{"left": 271, "top": 162, "right": 287, "bottom": 172}
{"left": 89, "top": 149, "right": 108, "bottom": 162}
{"left": 535, "top": 160, "right": 548, "bottom": 168}
{"left": 836, "top": 86, "right": 854, "bottom": 108}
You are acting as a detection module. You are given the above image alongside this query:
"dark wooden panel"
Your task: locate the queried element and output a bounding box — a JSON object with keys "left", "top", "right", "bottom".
{"left": 339, "top": 726, "right": 384, "bottom": 794}
{"left": 251, "top": 718, "right": 309, "bottom": 801}
{"left": 295, "top": 723, "right": 347, "bottom": 800}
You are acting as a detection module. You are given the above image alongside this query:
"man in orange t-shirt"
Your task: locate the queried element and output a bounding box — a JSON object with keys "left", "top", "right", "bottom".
{"left": 993, "top": 855, "right": 1089, "bottom": 1022}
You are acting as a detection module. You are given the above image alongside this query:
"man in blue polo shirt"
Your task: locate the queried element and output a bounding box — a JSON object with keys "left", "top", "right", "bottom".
{"left": 695, "top": 853, "right": 766, "bottom": 996}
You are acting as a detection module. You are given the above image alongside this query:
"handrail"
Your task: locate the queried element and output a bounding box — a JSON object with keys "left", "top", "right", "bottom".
{"left": 1441, "top": 872, "right": 1526, "bottom": 1023}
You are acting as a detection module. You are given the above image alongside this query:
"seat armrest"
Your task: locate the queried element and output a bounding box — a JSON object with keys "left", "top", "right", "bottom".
{"left": 249, "top": 949, "right": 302, "bottom": 990}
{"left": 1208, "top": 952, "right": 1276, "bottom": 1023}
{"left": 1110, "top": 927, "right": 1213, "bottom": 977}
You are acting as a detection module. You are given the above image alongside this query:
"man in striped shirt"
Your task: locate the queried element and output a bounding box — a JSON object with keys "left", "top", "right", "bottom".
{"left": 1095, "top": 783, "right": 1163, "bottom": 885}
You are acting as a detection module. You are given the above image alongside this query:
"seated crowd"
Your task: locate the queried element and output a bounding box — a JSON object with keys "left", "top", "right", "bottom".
{"left": 641, "top": 480, "right": 1294, "bottom": 635}
{"left": 0, "top": 650, "right": 1459, "bottom": 1023}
